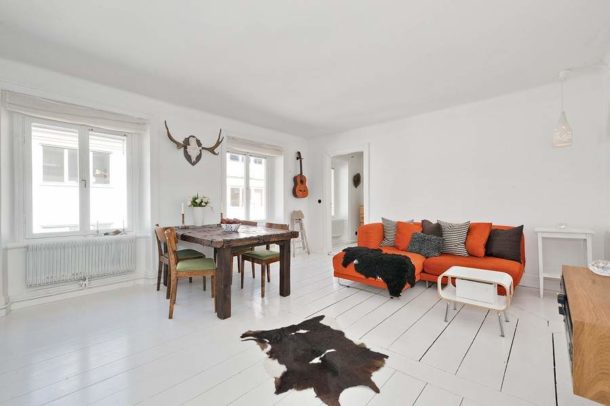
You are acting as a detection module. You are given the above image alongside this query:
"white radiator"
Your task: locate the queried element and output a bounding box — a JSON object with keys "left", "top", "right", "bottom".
{"left": 26, "top": 235, "right": 136, "bottom": 287}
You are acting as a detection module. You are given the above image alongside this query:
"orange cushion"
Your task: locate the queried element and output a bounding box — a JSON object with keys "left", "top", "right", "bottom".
{"left": 394, "top": 222, "right": 422, "bottom": 251}
{"left": 380, "top": 247, "right": 424, "bottom": 277}
{"left": 465, "top": 222, "right": 492, "bottom": 257}
{"left": 357, "top": 223, "right": 384, "bottom": 248}
{"left": 423, "top": 254, "right": 524, "bottom": 285}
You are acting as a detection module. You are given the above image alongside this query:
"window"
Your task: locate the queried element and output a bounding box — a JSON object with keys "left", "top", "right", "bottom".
{"left": 225, "top": 152, "right": 267, "bottom": 220}
{"left": 27, "top": 119, "right": 130, "bottom": 236}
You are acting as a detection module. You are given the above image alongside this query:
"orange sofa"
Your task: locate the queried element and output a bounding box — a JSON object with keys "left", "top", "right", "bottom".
{"left": 333, "top": 222, "right": 525, "bottom": 292}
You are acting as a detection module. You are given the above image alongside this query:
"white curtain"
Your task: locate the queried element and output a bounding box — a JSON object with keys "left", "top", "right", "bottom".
{"left": 2, "top": 91, "right": 148, "bottom": 133}
{"left": 226, "top": 135, "right": 283, "bottom": 157}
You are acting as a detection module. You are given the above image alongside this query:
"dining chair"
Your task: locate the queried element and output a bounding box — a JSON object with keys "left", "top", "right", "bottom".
{"left": 240, "top": 222, "right": 289, "bottom": 297}
{"left": 154, "top": 225, "right": 205, "bottom": 299}
{"left": 214, "top": 219, "right": 257, "bottom": 275}
{"left": 165, "top": 227, "right": 217, "bottom": 319}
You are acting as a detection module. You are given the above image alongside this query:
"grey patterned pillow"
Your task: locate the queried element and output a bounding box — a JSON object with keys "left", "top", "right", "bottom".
{"left": 407, "top": 233, "right": 443, "bottom": 258}
{"left": 380, "top": 218, "right": 413, "bottom": 246}
{"left": 438, "top": 220, "right": 470, "bottom": 256}
{"left": 380, "top": 217, "right": 397, "bottom": 246}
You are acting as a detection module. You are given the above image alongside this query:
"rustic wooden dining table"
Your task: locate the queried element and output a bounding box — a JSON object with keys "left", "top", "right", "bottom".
{"left": 176, "top": 224, "right": 299, "bottom": 319}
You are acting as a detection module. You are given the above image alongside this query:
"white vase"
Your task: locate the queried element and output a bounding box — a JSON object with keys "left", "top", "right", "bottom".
{"left": 192, "top": 207, "right": 206, "bottom": 226}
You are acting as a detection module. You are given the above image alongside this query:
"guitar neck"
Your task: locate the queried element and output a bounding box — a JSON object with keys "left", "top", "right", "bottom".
{"left": 299, "top": 158, "right": 303, "bottom": 175}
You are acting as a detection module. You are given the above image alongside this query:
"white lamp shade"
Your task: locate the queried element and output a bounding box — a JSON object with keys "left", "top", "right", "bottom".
{"left": 553, "top": 111, "right": 573, "bottom": 147}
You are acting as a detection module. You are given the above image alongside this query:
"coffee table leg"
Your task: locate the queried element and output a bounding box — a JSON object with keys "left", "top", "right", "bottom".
{"left": 498, "top": 312, "right": 505, "bottom": 337}
{"left": 444, "top": 302, "right": 449, "bottom": 322}
{"left": 215, "top": 247, "right": 232, "bottom": 319}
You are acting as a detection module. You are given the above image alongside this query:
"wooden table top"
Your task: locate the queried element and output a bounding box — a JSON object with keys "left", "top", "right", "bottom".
{"left": 176, "top": 224, "right": 299, "bottom": 249}
{"left": 563, "top": 265, "right": 610, "bottom": 326}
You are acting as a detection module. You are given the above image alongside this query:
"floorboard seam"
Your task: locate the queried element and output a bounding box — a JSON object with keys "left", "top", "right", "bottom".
{"left": 455, "top": 310, "right": 489, "bottom": 375}
{"left": 499, "top": 318, "right": 519, "bottom": 392}
{"left": 388, "top": 297, "right": 442, "bottom": 347}
{"left": 358, "top": 286, "right": 429, "bottom": 340}
{"left": 418, "top": 304, "right": 464, "bottom": 362}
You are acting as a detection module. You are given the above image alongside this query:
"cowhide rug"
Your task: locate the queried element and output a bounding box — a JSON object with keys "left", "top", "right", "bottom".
{"left": 240, "top": 315, "right": 388, "bottom": 406}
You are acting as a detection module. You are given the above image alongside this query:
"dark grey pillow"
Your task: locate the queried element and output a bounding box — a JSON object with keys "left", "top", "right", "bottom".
{"left": 407, "top": 233, "right": 443, "bottom": 258}
{"left": 422, "top": 219, "right": 442, "bottom": 237}
{"left": 486, "top": 225, "right": 524, "bottom": 262}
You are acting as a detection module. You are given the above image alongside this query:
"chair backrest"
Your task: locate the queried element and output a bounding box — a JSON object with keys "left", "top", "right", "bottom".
{"left": 291, "top": 210, "right": 305, "bottom": 221}
{"left": 164, "top": 227, "right": 179, "bottom": 269}
{"left": 154, "top": 224, "right": 168, "bottom": 257}
{"left": 240, "top": 220, "right": 258, "bottom": 226}
{"left": 265, "top": 222, "right": 289, "bottom": 230}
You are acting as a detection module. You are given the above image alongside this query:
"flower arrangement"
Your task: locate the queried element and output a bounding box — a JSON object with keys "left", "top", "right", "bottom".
{"left": 188, "top": 193, "right": 210, "bottom": 208}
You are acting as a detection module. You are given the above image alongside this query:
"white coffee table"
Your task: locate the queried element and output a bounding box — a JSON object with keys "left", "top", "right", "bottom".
{"left": 437, "top": 266, "right": 514, "bottom": 337}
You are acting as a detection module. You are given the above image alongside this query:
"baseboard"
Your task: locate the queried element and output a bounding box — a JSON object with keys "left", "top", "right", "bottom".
{"left": 9, "top": 273, "right": 156, "bottom": 310}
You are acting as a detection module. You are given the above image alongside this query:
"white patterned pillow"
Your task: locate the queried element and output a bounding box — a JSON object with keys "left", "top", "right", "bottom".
{"left": 438, "top": 220, "right": 470, "bottom": 256}
{"left": 380, "top": 217, "right": 397, "bottom": 246}
{"left": 381, "top": 217, "right": 413, "bottom": 246}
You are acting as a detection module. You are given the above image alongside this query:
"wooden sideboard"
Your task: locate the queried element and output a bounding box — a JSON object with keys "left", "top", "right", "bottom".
{"left": 559, "top": 266, "right": 610, "bottom": 404}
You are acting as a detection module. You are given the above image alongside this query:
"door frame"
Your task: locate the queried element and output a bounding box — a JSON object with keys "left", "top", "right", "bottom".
{"left": 323, "top": 143, "right": 370, "bottom": 254}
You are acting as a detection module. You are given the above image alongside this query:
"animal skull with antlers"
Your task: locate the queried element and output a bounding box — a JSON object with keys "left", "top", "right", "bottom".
{"left": 164, "top": 120, "right": 224, "bottom": 166}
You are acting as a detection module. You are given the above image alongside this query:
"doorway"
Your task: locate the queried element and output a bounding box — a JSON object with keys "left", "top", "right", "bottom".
{"left": 330, "top": 151, "right": 364, "bottom": 249}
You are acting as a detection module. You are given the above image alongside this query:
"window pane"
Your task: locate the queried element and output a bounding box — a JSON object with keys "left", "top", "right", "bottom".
{"left": 249, "top": 157, "right": 266, "bottom": 220}
{"left": 90, "top": 132, "right": 127, "bottom": 230}
{"left": 42, "top": 146, "right": 65, "bottom": 182}
{"left": 32, "top": 123, "right": 80, "bottom": 233}
{"left": 67, "top": 148, "right": 79, "bottom": 182}
{"left": 226, "top": 152, "right": 245, "bottom": 219}
{"left": 92, "top": 151, "right": 110, "bottom": 184}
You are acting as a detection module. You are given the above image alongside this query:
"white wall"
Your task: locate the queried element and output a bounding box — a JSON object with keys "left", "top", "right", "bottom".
{"left": 0, "top": 57, "right": 308, "bottom": 309}
{"left": 309, "top": 69, "right": 610, "bottom": 288}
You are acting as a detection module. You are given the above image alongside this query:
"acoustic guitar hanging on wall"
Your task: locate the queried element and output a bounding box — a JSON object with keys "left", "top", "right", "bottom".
{"left": 292, "top": 151, "right": 309, "bottom": 198}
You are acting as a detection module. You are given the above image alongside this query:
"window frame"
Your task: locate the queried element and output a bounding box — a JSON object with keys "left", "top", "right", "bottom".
{"left": 224, "top": 150, "right": 269, "bottom": 221}
{"left": 20, "top": 114, "right": 135, "bottom": 239}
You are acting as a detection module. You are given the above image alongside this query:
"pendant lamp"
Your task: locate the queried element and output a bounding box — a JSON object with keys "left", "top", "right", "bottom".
{"left": 553, "top": 71, "right": 572, "bottom": 147}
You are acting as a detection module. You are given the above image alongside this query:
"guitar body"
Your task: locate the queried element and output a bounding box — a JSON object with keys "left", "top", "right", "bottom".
{"left": 293, "top": 151, "right": 309, "bottom": 198}
{"left": 293, "top": 174, "right": 309, "bottom": 198}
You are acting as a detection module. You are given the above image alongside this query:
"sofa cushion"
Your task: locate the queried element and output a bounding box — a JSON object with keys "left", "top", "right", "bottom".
{"left": 423, "top": 254, "right": 524, "bottom": 285}
{"left": 394, "top": 222, "right": 422, "bottom": 251}
{"left": 357, "top": 223, "right": 384, "bottom": 248}
{"left": 486, "top": 225, "right": 524, "bottom": 262}
{"left": 465, "top": 222, "right": 492, "bottom": 257}
{"left": 380, "top": 247, "right": 425, "bottom": 276}
{"left": 422, "top": 219, "right": 443, "bottom": 237}
{"left": 380, "top": 217, "right": 398, "bottom": 246}
{"left": 439, "top": 220, "right": 470, "bottom": 256}
{"left": 407, "top": 233, "right": 443, "bottom": 258}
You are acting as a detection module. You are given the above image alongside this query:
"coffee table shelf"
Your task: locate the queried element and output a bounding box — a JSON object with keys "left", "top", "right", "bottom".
{"left": 437, "top": 266, "right": 513, "bottom": 337}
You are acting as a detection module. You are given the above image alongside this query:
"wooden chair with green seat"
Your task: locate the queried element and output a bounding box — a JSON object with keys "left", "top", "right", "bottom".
{"left": 214, "top": 219, "right": 257, "bottom": 275}
{"left": 165, "top": 227, "right": 217, "bottom": 319}
{"left": 240, "top": 222, "right": 289, "bottom": 297}
{"left": 154, "top": 225, "right": 206, "bottom": 299}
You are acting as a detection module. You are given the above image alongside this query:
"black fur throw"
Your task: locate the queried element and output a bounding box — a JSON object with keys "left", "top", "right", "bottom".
{"left": 341, "top": 247, "right": 415, "bottom": 297}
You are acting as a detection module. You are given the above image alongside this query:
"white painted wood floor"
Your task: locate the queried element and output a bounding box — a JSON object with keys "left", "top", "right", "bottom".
{"left": 0, "top": 252, "right": 599, "bottom": 406}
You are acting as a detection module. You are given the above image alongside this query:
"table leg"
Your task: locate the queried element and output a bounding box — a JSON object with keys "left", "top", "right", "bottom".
{"left": 498, "top": 312, "right": 505, "bottom": 337}
{"left": 279, "top": 241, "right": 291, "bottom": 297}
{"left": 215, "top": 247, "right": 233, "bottom": 319}
{"left": 444, "top": 302, "right": 449, "bottom": 322}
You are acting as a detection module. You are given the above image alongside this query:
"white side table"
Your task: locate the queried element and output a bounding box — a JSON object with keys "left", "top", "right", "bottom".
{"left": 535, "top": 227, "right": 594, "bottom": 298}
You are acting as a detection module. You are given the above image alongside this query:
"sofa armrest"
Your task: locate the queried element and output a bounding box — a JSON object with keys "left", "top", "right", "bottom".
{"left": 357, "top": 223, "right": 384, "bottom": 248}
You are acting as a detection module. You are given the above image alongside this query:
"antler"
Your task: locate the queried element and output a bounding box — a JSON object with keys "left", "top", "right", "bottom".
{"left": 164, "top": 120, "right": 185, "bottom": 149}
{"left": 200, "top": 129, "right": 224, "bottom": 155}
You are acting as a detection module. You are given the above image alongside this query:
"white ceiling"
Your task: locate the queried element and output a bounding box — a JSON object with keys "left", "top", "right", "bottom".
{"left": 0, "top": 1, "right": 609, "bottom": 137}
